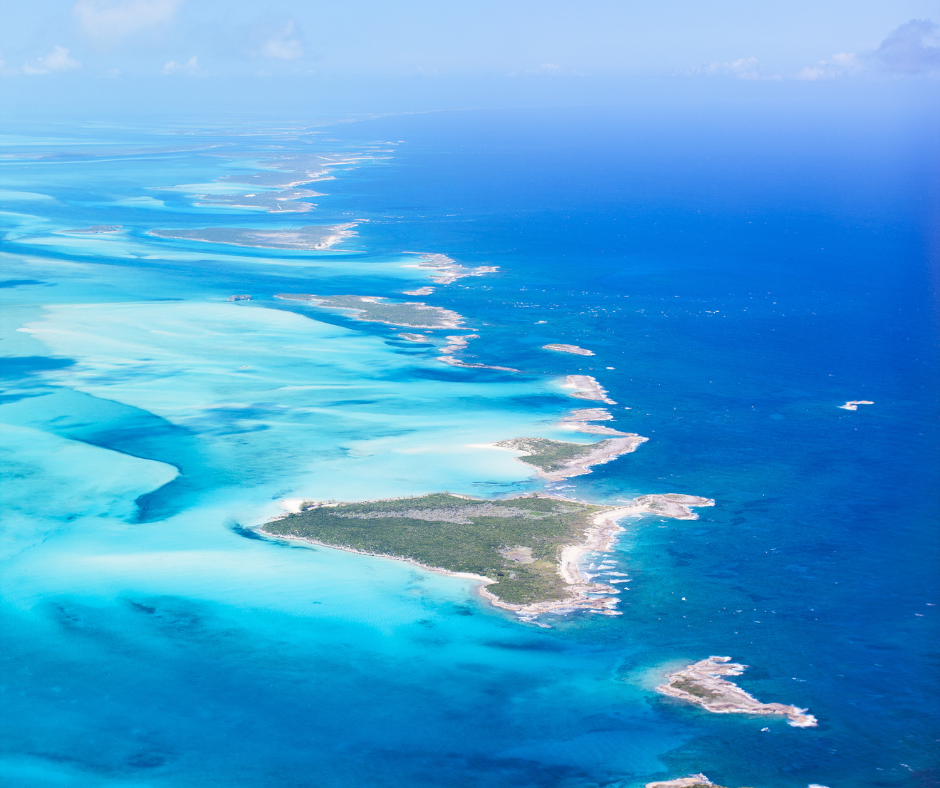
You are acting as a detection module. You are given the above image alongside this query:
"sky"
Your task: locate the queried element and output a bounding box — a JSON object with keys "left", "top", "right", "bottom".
{"left": 1, "top": 1, "right": 939, "bottom": 118}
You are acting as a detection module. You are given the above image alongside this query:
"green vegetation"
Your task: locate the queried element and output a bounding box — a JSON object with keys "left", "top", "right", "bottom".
{"left": 262, "top": 493, "right": 605, "bottom": 605}
{"left": 495, "top": 438, "right": 604, "bottom": 473}
{"left": 275, "top": 294, "right": 462, "bottom": 328}
{"left": 670, "top": 678, "right": 720, "bottom": 699}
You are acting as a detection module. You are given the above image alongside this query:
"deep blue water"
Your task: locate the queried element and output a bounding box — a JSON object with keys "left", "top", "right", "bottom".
{"left": 1, "top": 104, "right": 937, "bottom": 788}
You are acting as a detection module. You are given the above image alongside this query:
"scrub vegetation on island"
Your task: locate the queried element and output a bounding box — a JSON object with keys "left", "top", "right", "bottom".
{"left": 656, "top": 656, "right": 817, "bottom": 727}
{"left": 494, "top": 436, "right": 647, "bottom": 480}
{"left": 261, "top": 492, "right": 713, "bottom": 618}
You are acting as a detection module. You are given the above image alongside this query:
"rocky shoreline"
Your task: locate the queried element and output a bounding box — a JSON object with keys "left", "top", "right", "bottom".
{"left": 656, "top": 656, "right": 817, "bottom": 727}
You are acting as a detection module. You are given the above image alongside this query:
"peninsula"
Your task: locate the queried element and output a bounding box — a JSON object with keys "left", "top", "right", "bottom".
{"left": 656, "top": 656, "right": 817, "bottom": 728}
{"left": 275, "top": 294, "right": 463, "bottom": 329}
{"left": 494, "top": 436, "right": 647, "bottom": 480}
{"left": 261, "top": 492, "right": 713, "bottom": 618}
{"left": 543, "top": 344, "right": 595, "bottom": 356}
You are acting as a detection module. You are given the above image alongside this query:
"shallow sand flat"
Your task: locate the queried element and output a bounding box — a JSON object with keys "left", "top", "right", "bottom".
{"left": 60, "top": 225, "right": 123, "bottom": 234}
{"left": 656, "top": 656, "right": 817, "bottom": 728}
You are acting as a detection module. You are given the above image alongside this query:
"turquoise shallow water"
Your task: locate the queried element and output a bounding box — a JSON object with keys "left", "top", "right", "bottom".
{"left": 1, "top": 108, "right": 938, "bottom": 787}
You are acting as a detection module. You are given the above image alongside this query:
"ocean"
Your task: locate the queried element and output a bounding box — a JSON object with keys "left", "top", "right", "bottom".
{"left": 1, "top": 103, "right": 937, "bottom": 788}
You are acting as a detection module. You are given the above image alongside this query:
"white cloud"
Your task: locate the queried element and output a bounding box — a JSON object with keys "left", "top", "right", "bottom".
{"left": 162, "top": 55, "right": 198, "bottom": 75}
{"left": 261, "top": 20, "right": 304, "bottom": 60}
{"left": 21, "top": 46, "right": 82, "bottom": 75}
{"left": 691, "top": 56, "right": 766, "bottom": 80}
{"left": 874, "top": 19, "right": 940, "bottom": 75}
{"left": 796, "top": 52, "right": 860, "bottom": 81}
{"left": 74, "top": 0, "right": 183, "bottom": 41}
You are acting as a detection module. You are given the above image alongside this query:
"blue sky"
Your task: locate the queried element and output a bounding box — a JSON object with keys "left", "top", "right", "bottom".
{"left": 1, "top": 1, "right": 938, "bottom": 117}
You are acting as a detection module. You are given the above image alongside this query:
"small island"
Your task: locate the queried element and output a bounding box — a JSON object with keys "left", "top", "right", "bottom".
{"left": 647, "top": 775, "right": 762, "bottom": 788}
{"left": 437, "top": 334, "right": 517, "bottom": 371}
{"left": 227, "top": 295, "right": 251, "bottom": 302}
{"left": 403, "top": 286, "right": 435, "bottom": 296}
{"left": 543, "top": 343, "right": 595, "bottom": 356}
{"left": 275, "top": 294, "right": 464, "bottom": 329}
{"left": 261, "top": 492, "right": 713, "bottom": 618}
{"left": 646, "top": 775, "right": 727, "bottom": 788}
{"left": 563, "top": 375, "right": 617, "bottom": 404}
{"left": 839, "top": 400, "right": 874, "bottom": 411}
{"left": 494, "top": 436, "right": 647, "bottom": 480}
{"left": 559, "top": 407, "right": 629, "bottom": 436}
{"left": 656, "top": 656, "right": 817, "bottom": 728}
{"left": 149, "top": 223, "right": 357, "bottom": 250}
{"left": 404, "top": 252, "right": 499, "bottom": 284}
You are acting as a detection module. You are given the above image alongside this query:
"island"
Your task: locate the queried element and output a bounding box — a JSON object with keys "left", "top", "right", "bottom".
{"left": 839, "top": 400, "right": 874, "bottom": 410}
{"left": 656, "top": 656, "right": 817, "bottom": 728}
{"left": 563, "top": 375, "right": 616, "bottom": 404}
{"left": 559, "top": 407, "right": 629, "bottom": 436}
{"left": 403, "top": 287, "right": 435, "bottom": 296}
{"left": 274, "top": 294, "right": 464, "bottom": 329}
{"left": 149, "top": 223, "right": 357, "bottom": 250}
{"left": 404, "top": 252, "right": 499, "bottom": 284}
{"left": 260, "top": 492, "right": 713, "bottom": 619}
{"left": 227, "top": 295, "right": 251, "bottom": 302}
{"left": 436, "top": 334, "right": 518, "bottom": 371}
{"left": 494, "top": 436, "right": 647, "bottom": 480}
{"left": 543, "top": 343, "right": 595, "bottom": 356}
{"left": 192, "top": 187, "right": 324, "bottom": 213}
{"left": 646, "top": 776, "right": 754, "bottom": 788}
